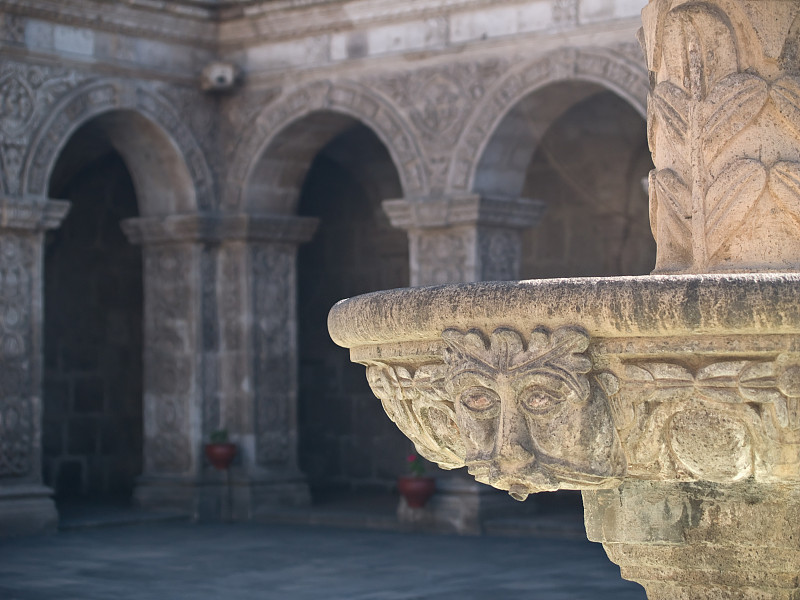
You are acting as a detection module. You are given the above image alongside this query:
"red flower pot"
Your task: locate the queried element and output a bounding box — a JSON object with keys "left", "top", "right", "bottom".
{"left": 397, "top": 476, "right": 436, "bottom": 508}
{"left": 204, "top": 443, "right": 237, "bottom": 470}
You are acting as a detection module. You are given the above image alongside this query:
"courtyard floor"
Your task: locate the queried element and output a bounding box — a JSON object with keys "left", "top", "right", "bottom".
{"left": 0, "top": 520, "right": 646, "bottom": 600}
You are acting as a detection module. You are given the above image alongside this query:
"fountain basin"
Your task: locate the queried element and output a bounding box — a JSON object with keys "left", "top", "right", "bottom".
{"left": 329, "top": 273, "right": 800, "bottom": 498}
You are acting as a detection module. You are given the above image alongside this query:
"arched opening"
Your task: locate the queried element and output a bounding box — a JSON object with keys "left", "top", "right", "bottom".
{"left": 287, "top": 115, "right": 410, "bottom": 507}
{"left": 41, "top": 109, "right": 196, "bottom": 517}
{"left": 43, "top": 116, "right": 142, "bottom": 510}
{"left": 474, "top": 80, "right": 654, "bottom": 278}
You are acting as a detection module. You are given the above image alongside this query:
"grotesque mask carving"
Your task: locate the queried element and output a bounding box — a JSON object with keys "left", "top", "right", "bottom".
{"left": 442, "top": 326, "right": 625, "bottom": 500}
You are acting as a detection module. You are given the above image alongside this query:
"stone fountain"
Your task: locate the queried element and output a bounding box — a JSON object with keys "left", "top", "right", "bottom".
{"left": 329, "top": 2, "right": 800, "bottom": 598}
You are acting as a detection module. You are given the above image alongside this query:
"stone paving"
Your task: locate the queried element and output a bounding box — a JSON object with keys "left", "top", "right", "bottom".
{"left": 0, "top": 521, "right": 646, "bottom": 599}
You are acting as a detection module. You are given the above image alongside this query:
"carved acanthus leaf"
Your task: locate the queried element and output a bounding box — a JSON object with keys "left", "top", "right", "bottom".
{"left": 704, "top": 158, "right": 766, "bottom": 259}
{"left": 770, "top": 76, "right": 800, "bottom": 139}
{"left": 768, "top": 161, "right": 800, "bottom": 226}
{"left": 661, "top": 3, "right": 738, "bottom": 98}
{"left": 701, "top": 73, "right": 768, "bottom": 167}
{"left": 652, "top": 168, "right": 692, "bottom": 251}
{"left": 650, "top": 81, "right": 689, "bottom": 156}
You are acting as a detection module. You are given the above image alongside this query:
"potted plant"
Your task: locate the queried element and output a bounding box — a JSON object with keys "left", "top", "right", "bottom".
{"left": 397, "top": 453, "right": 436, "bottom": 508}
{"left": 204, "top": 429, "right": 237, "bottom": 470}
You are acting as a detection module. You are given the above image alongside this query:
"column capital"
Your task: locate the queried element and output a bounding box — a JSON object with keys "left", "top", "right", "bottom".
{"left": 383, "top": 194, "right": 545, "bottom": 231}
{"left": 121, "top": 213, "right": 319, "bottom": 246}
{"left": 0, "top": 196, "right": 70, "bottom": 232}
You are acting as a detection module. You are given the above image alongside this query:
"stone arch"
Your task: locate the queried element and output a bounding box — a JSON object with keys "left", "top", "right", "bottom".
{"left": 22, "top": 78, "right": 212, "bottom": 214}
{"left": 227, "top": 80, "right": 427, "bottom": 212}
{"left": 447, "top": 47, "right": 649, "bottom": 195}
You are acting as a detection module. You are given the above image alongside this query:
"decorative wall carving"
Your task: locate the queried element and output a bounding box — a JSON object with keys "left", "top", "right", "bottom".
{"left": 551, "top": 0, "right": 578, "bottom": 25}
{"left": 19, "top": 74, "right": 213, "bottom": 211}
{"left": 0, "top": 233, "right": 35, "bottom": 478}
{"left": 643, "top": 0, "right": 800, "bottom": 272}
{"left": 371, "top": 60, "right": 504, "bottom": 191}
{"left": 0, "top": 62, "right": 85, "bottom": 195}
{"left": 142, "top": 245, "right": 195, "bottom": 474}
{"left": 251, "top": 243, "right": 295, "bottom": 466}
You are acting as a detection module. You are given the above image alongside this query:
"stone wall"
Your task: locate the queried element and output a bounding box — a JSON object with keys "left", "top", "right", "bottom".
{"left": 43, "top": 152, "right": 143, "bottom": 499}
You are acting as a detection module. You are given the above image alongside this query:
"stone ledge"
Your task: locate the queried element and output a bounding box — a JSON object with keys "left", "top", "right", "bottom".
{"left": 329, "top": 273, "right": 800, "bottom": 348}
{"left": 383, "top": 195, "right": 545, "bottom": 230}
{"left": 0, "top": 197, "right": 70, "bottom": 232}
{"left": 121, "top": 213, "right": 319, "bottom": 245}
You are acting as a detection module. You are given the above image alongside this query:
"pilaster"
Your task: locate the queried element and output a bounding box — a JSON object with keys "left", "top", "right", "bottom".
{"left": 122, "top": 213, "right": 317, "bottom": 519}
{"left": 0, "top": 196, "right": 70, "bottom": 535}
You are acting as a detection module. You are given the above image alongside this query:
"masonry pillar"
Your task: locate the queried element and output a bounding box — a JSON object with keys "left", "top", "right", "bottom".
{"left": 213, "top": 214, "right": 317, "bottom": 518}
{"left": 383, "top": 195, "right": 544, "bottom": 286}
{"left": 0, "top": 196, "right": 69, "bottom": 535}
{"left": 123, "top": 214, "right": 316, "bottom": 519}
{"left": 384, "top": 194, "right": 544, "bottom": 533}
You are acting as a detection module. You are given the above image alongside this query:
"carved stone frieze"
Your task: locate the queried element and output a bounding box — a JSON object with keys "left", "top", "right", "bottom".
{"left": 551, "top": 0, "right": 578, "bottom": 26}
{"left": 355, "top": 323, "right": 800, "bottom": 495}
{"left": 643, "top": 0, "right": 800, "bottom": 273}
{"left": 383, "top": 194, "right": 544, "bottom": 285}
{"left": 607, "top": 354, "right": 800, "bottom": 484}
{"left": 366, "top": 363, "right": 465, "bottom": 470}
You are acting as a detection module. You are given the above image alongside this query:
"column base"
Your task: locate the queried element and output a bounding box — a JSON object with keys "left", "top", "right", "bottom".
{"left": 583, "top": 481, "right": 800, "bottom": 599}
{"left": 0, "top": 484, "right": 58, "bottom": 536}
{"left": 134, "top": 473, "right": 311, "bottom": 521}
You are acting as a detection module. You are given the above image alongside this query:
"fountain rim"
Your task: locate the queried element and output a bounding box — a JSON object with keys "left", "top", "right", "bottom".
{"left": 328, "top": 272, "right": 800, "bottom": 349}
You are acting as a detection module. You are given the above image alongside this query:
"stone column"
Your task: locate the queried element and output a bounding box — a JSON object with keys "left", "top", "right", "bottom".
{"left": 580, "top": 2, "right": 800, "bottom": 597}
{"left": 122, "top": 214, "right": 316, "bottom": 520}
{"left": 383, "top": 195, "right": 545, "bottom": 286}
{"left": 385, "top": 194, "right": 544, "bottom": 534}
{"left": 0, "top": 196, "right": 69, "bottom": 535}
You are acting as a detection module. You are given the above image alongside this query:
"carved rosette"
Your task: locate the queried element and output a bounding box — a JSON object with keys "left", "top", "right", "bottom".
{"left": 360, "top": 324, "right": 800, "bottom": 499}
{"left": 643, "top": 0, "right": 800, "bottom": 273}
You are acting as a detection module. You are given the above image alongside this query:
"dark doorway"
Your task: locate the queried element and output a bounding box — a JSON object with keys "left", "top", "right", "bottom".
{"left": 296, "top": 122, "right": 410, "bottom": 503}
{"left": 43, "top": 124, "right": 143, "bottom": 506}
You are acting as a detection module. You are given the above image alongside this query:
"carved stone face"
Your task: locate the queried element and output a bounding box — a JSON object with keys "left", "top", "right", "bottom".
{"left": 443, "top": 327, "right": 625, "bottom": 500}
